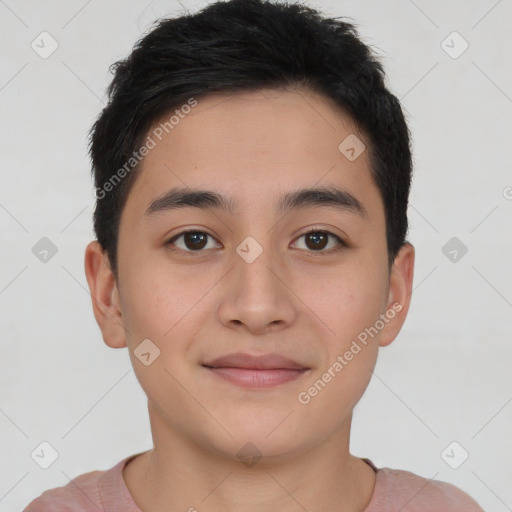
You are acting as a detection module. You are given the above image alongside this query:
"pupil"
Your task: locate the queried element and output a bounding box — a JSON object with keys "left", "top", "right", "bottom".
{"left": 307, "top": 232, "right": 327, "bottom": 250}
{"left": 185, "top": 232, "right": 207, "bottom": 250}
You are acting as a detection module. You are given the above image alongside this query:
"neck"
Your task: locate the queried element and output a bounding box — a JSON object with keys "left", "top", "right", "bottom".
{"left": 123, "top": 403, "right": 376, "bottom": 512}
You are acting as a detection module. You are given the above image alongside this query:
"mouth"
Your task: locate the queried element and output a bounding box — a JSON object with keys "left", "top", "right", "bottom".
{"left": 202, "top": 352, "right": 310, "bottom": 388}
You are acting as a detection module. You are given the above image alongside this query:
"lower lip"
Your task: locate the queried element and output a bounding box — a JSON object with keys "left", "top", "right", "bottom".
{"left": 204, "top": 367, "right": 308, "bottom": 388}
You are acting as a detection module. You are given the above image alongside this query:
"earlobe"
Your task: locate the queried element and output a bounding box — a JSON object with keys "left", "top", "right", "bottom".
{"left": 84, "top": 241, "right": 127, "bottom": 349}
{"left": 379, "top": 242, "right": 415, "bottom": 347}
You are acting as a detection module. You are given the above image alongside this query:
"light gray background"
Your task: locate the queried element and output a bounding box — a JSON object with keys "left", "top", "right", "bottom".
{"left": 1, "top": 0, "right": 511, "bottom": 510}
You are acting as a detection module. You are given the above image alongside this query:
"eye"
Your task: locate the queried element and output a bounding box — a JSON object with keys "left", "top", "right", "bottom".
{"left": 166, "top": 230, "right": 220, "bottom": 252}
{"left": 165, "top": 228, "right": 347, "bottom": 254}
{"left": 292, "top": 229, "right": 347, "bottom": 253}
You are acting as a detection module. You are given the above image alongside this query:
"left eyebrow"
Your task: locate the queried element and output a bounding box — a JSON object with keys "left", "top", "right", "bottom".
{"left": 276, "top": 186, "right": 367, "bottom": 218}
{"left": 144, "top": 185, "right": 367, "bottom": 219}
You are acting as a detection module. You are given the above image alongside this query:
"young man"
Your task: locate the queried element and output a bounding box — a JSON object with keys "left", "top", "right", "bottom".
{"left": 25, "top": 0, "right": 485, "bottom": 510}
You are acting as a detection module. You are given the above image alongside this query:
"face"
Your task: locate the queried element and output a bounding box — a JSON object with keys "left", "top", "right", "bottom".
{"left": 85, "top": 88, "right": 414, "bottom": 462}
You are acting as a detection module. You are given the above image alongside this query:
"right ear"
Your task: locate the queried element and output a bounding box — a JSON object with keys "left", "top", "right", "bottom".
{"left": 84, "top": 240, "right": 127, "bottom": 349}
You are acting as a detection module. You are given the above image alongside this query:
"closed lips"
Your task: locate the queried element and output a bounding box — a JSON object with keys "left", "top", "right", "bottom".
{"left": 202, "top": 352, "right": 309, "bottom": 370}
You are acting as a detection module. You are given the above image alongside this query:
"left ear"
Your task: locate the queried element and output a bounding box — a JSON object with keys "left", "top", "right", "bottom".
{"left": 379, "top": 242, "right": 415, "bottom": 347}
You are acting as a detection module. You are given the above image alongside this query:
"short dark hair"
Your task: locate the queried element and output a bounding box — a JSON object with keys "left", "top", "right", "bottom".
{"left": 89, "top": 0, "right": 412, "bottom": 281}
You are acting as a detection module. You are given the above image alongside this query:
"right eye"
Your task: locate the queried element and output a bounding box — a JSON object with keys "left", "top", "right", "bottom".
{"left": 165, "top": 230, "right": 222, "bottom": 253}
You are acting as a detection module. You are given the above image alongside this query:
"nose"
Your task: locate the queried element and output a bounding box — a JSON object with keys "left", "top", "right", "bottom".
{"left": 216, "top": 243, "right": 297, "bottom": 335}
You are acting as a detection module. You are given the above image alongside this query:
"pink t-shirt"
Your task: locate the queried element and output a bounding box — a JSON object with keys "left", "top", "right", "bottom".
{"left": 24, "top": 454, "right": 485, "bottom": 511}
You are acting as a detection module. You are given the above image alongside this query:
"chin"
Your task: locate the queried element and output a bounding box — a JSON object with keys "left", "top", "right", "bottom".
{"left": 202, "top": 413, "right": 316, "bottom": 464}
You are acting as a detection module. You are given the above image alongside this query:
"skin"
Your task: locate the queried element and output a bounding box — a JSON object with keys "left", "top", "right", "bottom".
{"left": 84, "top": 87, "right": 414, "bottom": 512}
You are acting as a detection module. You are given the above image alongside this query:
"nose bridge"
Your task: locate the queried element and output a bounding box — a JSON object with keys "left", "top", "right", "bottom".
{"left": 217, "top": 234, "right": 296, "bottom": 332}
{"left": 235, "top": 235, "right": 278, "bottom": 292}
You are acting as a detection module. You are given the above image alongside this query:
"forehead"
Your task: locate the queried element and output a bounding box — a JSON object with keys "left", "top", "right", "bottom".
{"left": 121, "top": 87, "right": 382, "bottom": 220}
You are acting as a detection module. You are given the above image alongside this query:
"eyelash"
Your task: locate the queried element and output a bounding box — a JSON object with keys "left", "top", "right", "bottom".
{"left": 165, "top": 228, "right": 348, "bottom": 255}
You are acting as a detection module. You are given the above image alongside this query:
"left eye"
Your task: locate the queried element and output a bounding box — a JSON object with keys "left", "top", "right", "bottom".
{"left": 292, "top": 230, "right": 346, "bottom": 252}
{"left": 166, "top": 229, "right": 346, "bottom": 253}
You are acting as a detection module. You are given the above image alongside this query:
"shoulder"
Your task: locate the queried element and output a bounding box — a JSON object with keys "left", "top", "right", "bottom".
{"left": 23, "top": 468, "right": 105, "bottom": 511}
{"left": 23, "top": 457, "right": 132, "bottom": 512}
{"left": 367, "top": 464, "right": 485, "bottom": 512}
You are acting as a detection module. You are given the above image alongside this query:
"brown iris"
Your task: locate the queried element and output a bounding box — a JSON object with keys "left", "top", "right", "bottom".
{"left": 182, "top": 232, "right": 208, "bottom": 250}
{"left": 304, "top": 231, "right": 329, "bottom": 251}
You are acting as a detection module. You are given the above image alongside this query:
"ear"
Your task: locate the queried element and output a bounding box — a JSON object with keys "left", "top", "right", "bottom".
{"left": 379, "top": 242, "right": 415, "bottom": 347}
{"left": 84, "top": 240, "right": 127, "bottom": 349}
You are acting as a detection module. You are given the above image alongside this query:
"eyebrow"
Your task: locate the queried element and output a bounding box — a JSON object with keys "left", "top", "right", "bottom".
{"left": 144, "top": 186, "right": 367, "bottom": 219}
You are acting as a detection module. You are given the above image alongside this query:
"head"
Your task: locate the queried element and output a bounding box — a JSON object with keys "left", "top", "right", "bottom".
{"left": 85, "top": 0, "right": 414, "bottom": 461}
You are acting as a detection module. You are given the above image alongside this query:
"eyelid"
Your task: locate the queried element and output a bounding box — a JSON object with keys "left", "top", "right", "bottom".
{"left": 166, "top": 228, "right": 221, "bottom": 253}
{"left": 292, "top": 227, "right": 348, "bottom": 251}
{"left": 166, "top": 226, "right": 348, "bottom": 254}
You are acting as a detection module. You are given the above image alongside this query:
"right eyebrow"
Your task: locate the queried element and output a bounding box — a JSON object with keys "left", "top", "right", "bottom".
{"left": 144, "top": 188, "right": 236, "bottom": 217}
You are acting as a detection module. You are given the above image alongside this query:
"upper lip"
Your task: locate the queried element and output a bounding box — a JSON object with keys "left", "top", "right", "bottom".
{"left": 203, "top": 352, "right": 309, "bottom": 370}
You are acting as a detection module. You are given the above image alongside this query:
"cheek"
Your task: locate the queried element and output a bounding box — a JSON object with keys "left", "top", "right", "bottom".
{"left": 121, "top": 256, "right": 209, "bottom": 341}
{"left": 120, "top": 268, "right": 201, "bottom": 405}
{"left": 301, "top": 263, "right": 388, "bottom": 345}
{"left": 296, "top": 274, "right": 385, "bottom": 420}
